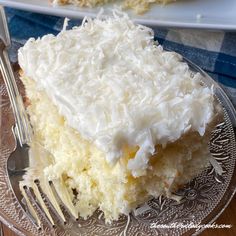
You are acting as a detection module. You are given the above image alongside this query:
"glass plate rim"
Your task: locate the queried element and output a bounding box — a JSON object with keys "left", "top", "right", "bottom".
{"left": 0, "top": 58, "right": 236, "bottom": 236}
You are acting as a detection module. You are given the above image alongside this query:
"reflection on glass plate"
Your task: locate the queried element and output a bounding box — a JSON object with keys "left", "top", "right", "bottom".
{"left": 0, "top": 61, "right": 236, "bottom": 236}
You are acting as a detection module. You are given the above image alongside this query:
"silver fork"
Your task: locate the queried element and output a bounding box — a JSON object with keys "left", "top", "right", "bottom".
{"left": 0, "top": 6, "right": 77, "bottom": 231}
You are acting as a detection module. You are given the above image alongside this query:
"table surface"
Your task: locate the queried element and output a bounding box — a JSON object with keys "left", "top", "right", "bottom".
{"left": 1, "top": 195, "right": 236, "bottom": 235}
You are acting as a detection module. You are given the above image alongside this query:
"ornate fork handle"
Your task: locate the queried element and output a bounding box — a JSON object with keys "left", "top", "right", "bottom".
{"left": 0, "top": 41, "right": 31, "bottom": 146}
{"left": 0, "top": 6, "right": 31, "bottom": 146}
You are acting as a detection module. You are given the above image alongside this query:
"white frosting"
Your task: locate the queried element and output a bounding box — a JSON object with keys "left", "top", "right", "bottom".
{"left": 18, "top": 14, "right": 214, "bottom": 177}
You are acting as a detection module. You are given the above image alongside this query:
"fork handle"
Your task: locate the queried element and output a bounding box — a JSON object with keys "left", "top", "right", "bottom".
{"left": 0, "top": 46, "right": 31, "bottom": 146}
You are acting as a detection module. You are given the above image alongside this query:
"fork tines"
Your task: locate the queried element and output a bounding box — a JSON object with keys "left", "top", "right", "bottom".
{"left": 20, "top": 177, "right": 78, "bottom": 229}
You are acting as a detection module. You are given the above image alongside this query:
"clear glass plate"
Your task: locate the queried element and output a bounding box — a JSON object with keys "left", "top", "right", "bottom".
{"left": 0, "top": 60, "right": 236, "bottom": 236}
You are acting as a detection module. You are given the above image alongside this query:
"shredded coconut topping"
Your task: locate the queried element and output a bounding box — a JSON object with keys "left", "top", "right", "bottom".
{"left": 18, "top": 14, "right": 215, "bottom": 177}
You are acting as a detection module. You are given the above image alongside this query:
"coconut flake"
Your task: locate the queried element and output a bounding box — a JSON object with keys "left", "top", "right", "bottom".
{"left": 18, "top": 13, "right": 215, "bottom": 176}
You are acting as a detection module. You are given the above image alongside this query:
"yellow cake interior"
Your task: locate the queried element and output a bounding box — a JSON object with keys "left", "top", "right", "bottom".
{"left": 21, "top": 74, "right": 215, "bottom": 222}
{"left": 52, "top": 0, "right": 176, "bottom": 14}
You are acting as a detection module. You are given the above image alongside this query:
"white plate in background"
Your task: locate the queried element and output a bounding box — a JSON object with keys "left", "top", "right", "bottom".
{"left": 0, "top": 0, "right": 236, "bottom": 30}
